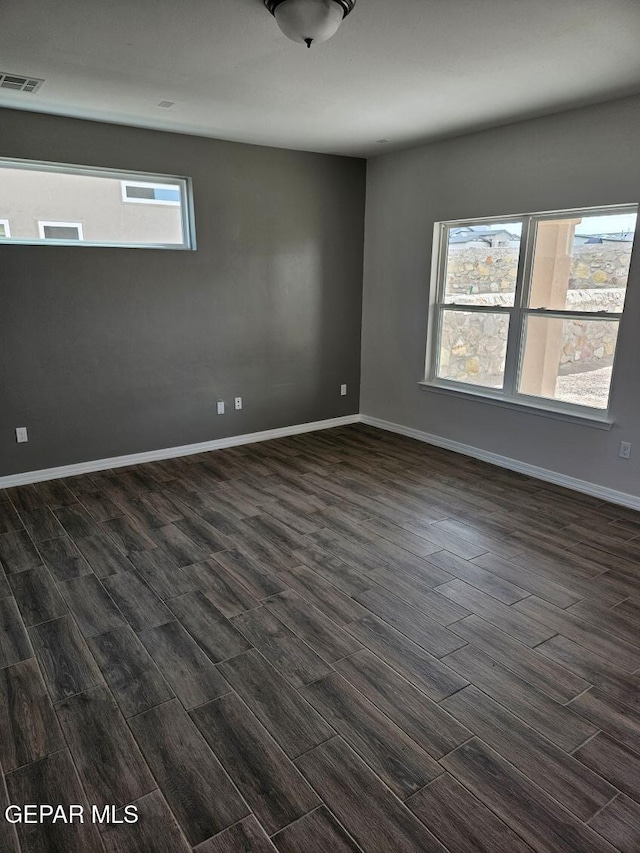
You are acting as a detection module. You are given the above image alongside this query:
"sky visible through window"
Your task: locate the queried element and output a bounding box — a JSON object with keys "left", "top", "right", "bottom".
{"left": 574, "top": 213, "right": 636, "bottom": 236}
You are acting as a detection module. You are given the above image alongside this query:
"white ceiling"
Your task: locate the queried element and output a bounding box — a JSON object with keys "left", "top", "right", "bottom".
{"left": 1, "top": 0, "right": 640, "bottom": 157}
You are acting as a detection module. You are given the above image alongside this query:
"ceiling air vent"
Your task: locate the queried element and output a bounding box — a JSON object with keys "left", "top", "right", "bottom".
{"left": 0, "top": 73, "right": 44, "bottom": 94}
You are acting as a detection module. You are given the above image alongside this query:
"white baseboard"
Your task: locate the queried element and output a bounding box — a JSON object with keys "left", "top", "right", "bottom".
{"left": 361, "top": 414, "right": 640, "bottom": 512}
{"left": 5, "top": 411, "right": 638, "bottom": 512}
{"left": 0, "top": 415, "right": 362, "bottom": 488}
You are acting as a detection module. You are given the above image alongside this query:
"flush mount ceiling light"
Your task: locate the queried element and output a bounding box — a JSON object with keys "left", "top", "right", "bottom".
{"left": 265, "top": 0, "right": 356, "bottom": 48}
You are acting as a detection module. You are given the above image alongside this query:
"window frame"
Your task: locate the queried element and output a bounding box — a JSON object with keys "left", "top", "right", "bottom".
{"left": 0, "top": 157, "right": 195, "bottom": 250}
{"left": 0, "top": 218, "right": 10, "bottom": 238}
{"left": 120, "top": 180, "right": 182, "bottom": 206}
{"left": 424, "top": 204, "right": 638, "bottom": 421}
{"left": 38, "top": 220, "right": 84, "bottom": 241}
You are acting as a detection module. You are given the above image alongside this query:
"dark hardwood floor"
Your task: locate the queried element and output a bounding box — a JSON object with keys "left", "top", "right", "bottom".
{"left": 0, "top": 423, "right": 639, "bottom": 852}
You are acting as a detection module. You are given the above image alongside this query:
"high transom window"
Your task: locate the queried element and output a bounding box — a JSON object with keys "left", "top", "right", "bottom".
{"left": 0, "top": 158, "right": 195, "bottom": 249}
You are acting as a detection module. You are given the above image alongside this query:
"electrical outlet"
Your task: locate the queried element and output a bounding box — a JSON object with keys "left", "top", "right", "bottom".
{"left": 15, "top": 427, "right": 28, "bottom": 443}
{"left": 217, "top": 401, "right": 225, "bottom": 415}
{"left": 619, "top": 441, "right": 632, "bottom": 459}
{"left": 235, "top": 397, "right": 242, "bottom": 410}
{"left": 340, "top": 384, "right": 347, "bottom": 396}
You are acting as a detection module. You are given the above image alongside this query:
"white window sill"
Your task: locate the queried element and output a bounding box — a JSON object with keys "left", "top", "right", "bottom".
{"left": 418, "top": 380, "right": 614, "bottom": 430}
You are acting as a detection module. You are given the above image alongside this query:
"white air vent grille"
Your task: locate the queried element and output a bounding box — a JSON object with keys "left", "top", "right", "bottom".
{"left": 0, "top": 73, "right": 44, "bottom": 94}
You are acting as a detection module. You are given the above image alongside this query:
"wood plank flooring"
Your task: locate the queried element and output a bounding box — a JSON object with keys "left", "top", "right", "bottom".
{"left": 0, "top": 423, "right": 639, "bottom": 851}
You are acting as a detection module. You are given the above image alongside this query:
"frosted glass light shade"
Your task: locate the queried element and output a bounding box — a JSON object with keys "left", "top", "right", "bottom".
{"left": 274, "top": 0, "right": 346, "bottom": 47}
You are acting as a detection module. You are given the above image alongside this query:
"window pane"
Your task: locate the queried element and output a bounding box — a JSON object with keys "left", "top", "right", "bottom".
{"left": 42, "top": 225, "right": 80, "bottom": 240}
{"left": 0, "top": 223, "right": 5, "bottom": 237}
{"left": 437, "top": 310, "right": 509, "bottom": 388}
{"left": 518, "top": 315, "right": 619, "bottom": 409}
{"left": 444, "top": 222, "right": 522, "bottom": 307}
{"left": 0, "top": 162, "right": 191, "bottom": 248}
{"left": 528, "top": 212, "right": 636, "bottom": 313}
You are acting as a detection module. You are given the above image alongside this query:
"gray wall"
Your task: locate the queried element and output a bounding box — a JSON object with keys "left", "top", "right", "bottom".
{"left": 0, "top": 109, "right": 365, "bottom": 476}
{"left": 361, "top": 95, "right": 640, "bottom": 498}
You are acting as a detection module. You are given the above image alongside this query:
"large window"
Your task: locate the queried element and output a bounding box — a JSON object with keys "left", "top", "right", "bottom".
{"left": 426, "top": 205, "right": 637, "bottom": 417}
{"left": 0, "top": 158, "right": 195, "bottom": 249}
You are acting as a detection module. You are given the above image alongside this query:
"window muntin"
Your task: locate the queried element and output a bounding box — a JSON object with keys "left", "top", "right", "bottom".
{"left": 38, "top": 221, "right": 83, "bottom": 241}
{"left": 428, "top": 206, "right": 637, "bottom": 414}
{"left": 0, "top": 158, "right": 194, "bottom": 249}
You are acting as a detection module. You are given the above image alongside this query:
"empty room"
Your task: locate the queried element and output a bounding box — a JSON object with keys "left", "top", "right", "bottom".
{"left": 1, "top": 1, "right": 640, "bottom": 851}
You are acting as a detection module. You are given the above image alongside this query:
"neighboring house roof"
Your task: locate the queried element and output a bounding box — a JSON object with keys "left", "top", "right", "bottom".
{"left": 602, "top": 233, "right": 635, "bottom": 242}
{"left": 449, "top": 227, "right": 520, "bottom": 245}
{"left": 451, "top": 227, "right": 633, "bottom": 246}
{"left": 577, "top": 232, "right": 634, "bottom": 244}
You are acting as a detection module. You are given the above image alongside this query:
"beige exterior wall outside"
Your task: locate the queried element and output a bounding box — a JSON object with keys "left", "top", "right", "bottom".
{"left": 0, "top": 166, "right": 184, "bottom": 244}
{"left": 519, "top": 219, "right": 580, "bottom": 398}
